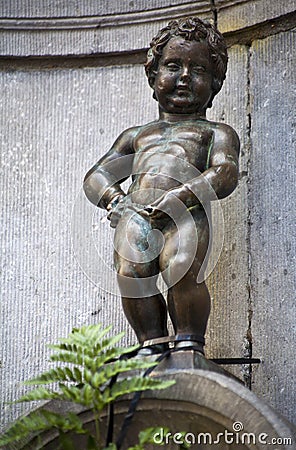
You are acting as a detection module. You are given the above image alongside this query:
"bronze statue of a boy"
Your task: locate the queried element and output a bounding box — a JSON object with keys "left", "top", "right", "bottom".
{"left": 84, "top": 17, "right": 240, "bottom": 353}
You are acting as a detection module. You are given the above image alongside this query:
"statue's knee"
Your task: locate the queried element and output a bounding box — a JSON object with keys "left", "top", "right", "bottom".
{"left": 161, "top": 256, "right": 189, "bottom": 287}
{"left": 116, "top": 263, "right": 137, "bottom": 280}
{"left": 116, "top": 264, "right": 159, "bottom": 298}
{"left": 117, "top": 262, "right": 158, "bottom": 281}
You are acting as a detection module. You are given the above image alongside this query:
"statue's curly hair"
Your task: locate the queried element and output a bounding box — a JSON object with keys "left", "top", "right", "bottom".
{"left": 145, "top": 17, "right": 228, "bottom": 108}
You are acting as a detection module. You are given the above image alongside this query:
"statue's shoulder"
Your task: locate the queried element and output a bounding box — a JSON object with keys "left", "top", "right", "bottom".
{"left": 205, "top": 119, "right": 237, "bottom": 136}
{"left": 120, "top": 124, "right": 143, "bottom": 139}
{"left": 113, "top": 125, "right": 145, "bottom": 149}
{"left": 122, "top": 120, "right": 160, "bottom": 137}
{"left": 206, "top": 120, "right": 240, "bottom": 150}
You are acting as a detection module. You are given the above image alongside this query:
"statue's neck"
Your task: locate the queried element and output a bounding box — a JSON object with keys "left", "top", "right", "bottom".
{"left": 159, "top": 110, "right": 207, "bottom": 122}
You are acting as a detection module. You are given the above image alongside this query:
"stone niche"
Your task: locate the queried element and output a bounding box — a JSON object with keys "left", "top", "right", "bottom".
{"left": 0, "top": 0, "right": 295, "bottom": 433}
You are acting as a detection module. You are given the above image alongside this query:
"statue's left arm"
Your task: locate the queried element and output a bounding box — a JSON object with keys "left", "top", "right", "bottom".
{"left": 188, "top": 123, "right": 240, "bottom": 203}
{"left": 146, "top": 124, "right": 240, "bottom": 216}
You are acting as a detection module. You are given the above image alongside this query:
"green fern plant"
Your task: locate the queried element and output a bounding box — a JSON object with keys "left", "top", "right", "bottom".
{"left": 0, "top": 324, "right": 175, "bottom": 449}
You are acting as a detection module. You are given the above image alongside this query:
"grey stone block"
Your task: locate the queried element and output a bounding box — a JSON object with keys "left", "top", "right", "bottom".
{"left": 206, "top": 45, "right": 249, "bottom": 380}
{"left": 250, "top": 30, "right": 296, "bottom": 424}
{"left": 217, "top": 0, "right": 296, "bottom": 34}
{"left": 0, "top": 64, "right": 156, "bottom": 430}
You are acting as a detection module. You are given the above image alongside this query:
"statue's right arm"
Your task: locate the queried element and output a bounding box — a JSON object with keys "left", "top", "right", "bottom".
{"left": 83, "top": 127, "right": 137, "bottom": 209}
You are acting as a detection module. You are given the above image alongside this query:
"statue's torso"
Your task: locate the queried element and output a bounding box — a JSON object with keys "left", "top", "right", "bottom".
{"left": 129, "top": 120, "right": 214, "bottom": 204}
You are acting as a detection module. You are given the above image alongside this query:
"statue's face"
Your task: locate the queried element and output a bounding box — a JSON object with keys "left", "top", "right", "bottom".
{"left": 153, "top": 37, "right": 214, "bottom": 114}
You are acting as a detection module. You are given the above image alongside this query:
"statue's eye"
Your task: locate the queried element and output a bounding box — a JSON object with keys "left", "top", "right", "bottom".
{"left": 192, "top": 66, "right": 206, "bottom": 74}
{"left": 166, "top": 62, "right": 180, "bottom": 71}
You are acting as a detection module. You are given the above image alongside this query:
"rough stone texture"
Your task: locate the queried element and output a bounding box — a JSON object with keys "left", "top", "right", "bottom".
{"left": 0, "top": 0, "right": 205, "bottom": 17}
{"left": 0, "top": 16, "right": 217, "bottom": 57}
{"left": 0, "top": 50, "right": 251, "bottom": 431}
{"left": 1, "top": 0, "right": 295, "bottom": 57}
{"left": 206, "top": 45, "right": 249, "bottom": 379}
{"left": 217, "top": 0, "right": 296, "bottom": 34}
{"left": 0, "top": 64, "right": 156, "bottom": 430}
{"left": 250, "top": 30, "right": 296, "bottom": 424}
{"left": 0, "top": 1, "right": 213, "bottom": 57}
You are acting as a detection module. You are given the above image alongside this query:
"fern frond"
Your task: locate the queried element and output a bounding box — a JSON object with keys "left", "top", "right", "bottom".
{"left": 15, "top": 387, "right": 60, "bottom": 403}
{"left": 102, "top": 444, "right": 117, "bottom": 450}
{"left": 27, "top": 351, "right": 154, "bottom": 392}
{"left": 56, "top": 383, "right": 104, "bottom": 409}
{"left": 102, "top": 377, "right": 175, "bottom": 404}
{"left": 90, "top": 358, "right": 158, "bottom": 388}
{"left": 89, "top": 388, "right": 105, "bottom": 411}
{"left": 73, "top": 366, "right": 83, "bottom": 383}
{"left": 127, "top": 427, "right": 170, "bottom": 450}
{"left": 138, "top": 427, "right": 170, "bottom": 445}
{"left": 57, "top": 383, "right": 93, "bottom": 407}
{"left": 0, "top": 410, "right": 86, "bottom": 446}
{"left": 73, "top": 323, "right": 112, "bottom": 346}
{"left": 49, "top": 350, "right": 92, "bottom": 367}
{"left": 49, "top": 345, "right": 140, "bottom": 374}
{"left": 96, "top": 332, "right": 125, "bottom": 352}
{"left": 50, "top": 323, "right": 140, "bottom": 357}
{"left": 87, "top": 345, "right": 140, "bottom": 373}
{"left": 25, "top": 366, "right": 83, "bottom": 385}
{"left": 49, "top": 344, "right": 140, "bottom": 372}
{"left": 54, "top": 324, "right": 124, "bottom": 357}
{"left": 79, "top": 384, "right": 96, "bottom": 407}
{"left": 49, "top": 342, "right": 85, "bottom": 356}
{"left": 1, "top": 324, "right": 176, "bottom": 449}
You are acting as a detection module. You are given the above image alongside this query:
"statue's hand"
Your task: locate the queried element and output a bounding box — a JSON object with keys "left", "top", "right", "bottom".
{"left": 142, "top": 187, "right": 187, "bottom": 221}
{"left": 106, "top": 195, "right": 126, "bottom": 228}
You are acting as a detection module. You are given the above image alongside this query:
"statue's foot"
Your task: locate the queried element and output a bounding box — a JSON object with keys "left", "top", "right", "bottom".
{"left": 174, "top": 340, "right": 204, "bottom": 355}
{"left": 137, "top": 343, "right": 169, "bottom": 356}
{"left": 174, "top": 334, "right": 205, "bottom": 355}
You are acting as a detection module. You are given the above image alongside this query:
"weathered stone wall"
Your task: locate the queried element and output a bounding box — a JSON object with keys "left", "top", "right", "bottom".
{"left": 249, "top": 30, "right": 296, "bottom": 421}
{"left": 0, "top": 0, "right": 295, "bottom": 430}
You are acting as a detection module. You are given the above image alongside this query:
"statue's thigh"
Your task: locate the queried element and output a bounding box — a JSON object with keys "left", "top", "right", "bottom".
{"left": 159, "top": 211, "right": 209, "bottom": 281}
{"left": 113, "top": 210, "right": 159, "bottom": 274}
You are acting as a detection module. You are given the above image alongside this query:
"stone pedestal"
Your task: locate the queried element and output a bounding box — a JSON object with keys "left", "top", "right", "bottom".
{"left": 18, "top": 352, "right": 296, "bottom": 450}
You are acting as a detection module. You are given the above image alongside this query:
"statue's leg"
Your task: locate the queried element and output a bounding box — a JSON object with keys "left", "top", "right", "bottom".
{"left": 160, "top": 209, "right": 210, "bottom": 347}
{"left": 113, "top": 209, "right": 168, "bottom": 343}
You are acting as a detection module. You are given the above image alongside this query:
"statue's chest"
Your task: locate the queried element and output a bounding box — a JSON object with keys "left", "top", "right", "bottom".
{"left": 137, "top": 127, "right": 213, "bottom": 172}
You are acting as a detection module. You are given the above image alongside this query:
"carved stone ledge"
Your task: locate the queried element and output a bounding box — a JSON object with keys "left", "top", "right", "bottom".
{"left": 217, "top": 0, "right": 296, "bottom": 34}
{"left": 0, "top": 2, "right": 212, "bottom": 30}
{"left": 0, "top": 0, "right": 295, "bottom": 58}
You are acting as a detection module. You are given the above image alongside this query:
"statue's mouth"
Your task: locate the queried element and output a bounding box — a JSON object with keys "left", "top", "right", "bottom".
{"left": 176, "top": 85, "right": 190, "bottom": 92}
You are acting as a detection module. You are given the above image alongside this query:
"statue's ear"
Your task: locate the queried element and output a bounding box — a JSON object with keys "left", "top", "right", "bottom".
{"left": 207, "top": 94, "right": 214, "bottom": 109}
{"left": 212, "top": 77, "right": 222, "bottom": 93}
{"left": 148, "top": 70, "right": 158, "bottom": 89}
{"left": 208, "top": 77, "right": 222, "bottom": 108}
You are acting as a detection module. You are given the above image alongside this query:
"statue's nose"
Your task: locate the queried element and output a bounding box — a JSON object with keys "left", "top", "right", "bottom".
{"left": 180, "top": 66, "right": 190, "bottom": 81}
